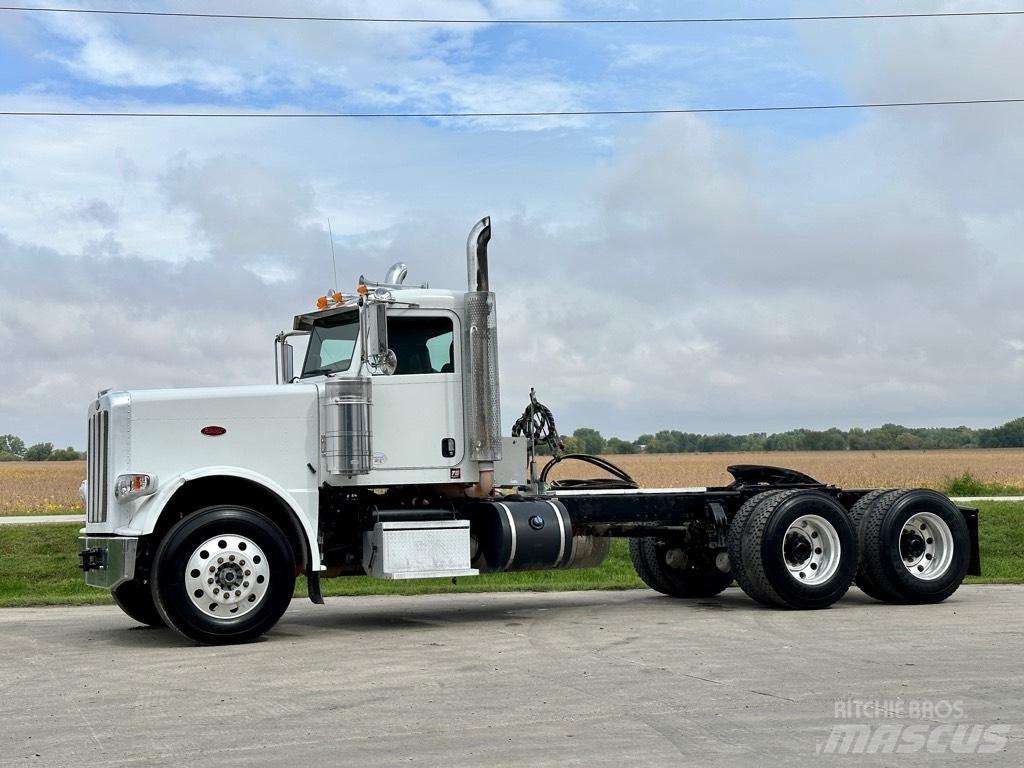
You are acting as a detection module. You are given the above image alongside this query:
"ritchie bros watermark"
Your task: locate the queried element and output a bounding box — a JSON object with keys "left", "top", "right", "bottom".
{"left": 816, "top": 699, "right": 1011, "bottom": 756}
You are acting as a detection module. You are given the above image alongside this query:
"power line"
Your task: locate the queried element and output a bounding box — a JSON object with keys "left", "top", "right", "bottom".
{"left": 2, "top": 99, "right": 1023, "bottom": 119}
{"left": 2, "top": 5, "right": 1024, "bottom": 25}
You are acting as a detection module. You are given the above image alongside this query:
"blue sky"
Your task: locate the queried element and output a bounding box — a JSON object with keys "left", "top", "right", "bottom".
{"left": 1, "top": 1, "right": 1023, "bottom": 447}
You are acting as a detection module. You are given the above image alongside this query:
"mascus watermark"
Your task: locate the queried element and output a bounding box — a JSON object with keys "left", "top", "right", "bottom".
{"left": 816, "top": 699, "right": 1011, "bottom": 755}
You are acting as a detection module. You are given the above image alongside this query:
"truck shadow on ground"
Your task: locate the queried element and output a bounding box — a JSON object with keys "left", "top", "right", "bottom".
{"left": 81, "top": 587, "right": 888, "bottom": 648}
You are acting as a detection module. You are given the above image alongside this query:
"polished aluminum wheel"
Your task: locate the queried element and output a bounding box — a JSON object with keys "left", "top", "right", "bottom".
{"left": 185, "top": 534, "right": 270, "bottom": 619}
{"left": 900, "top": 512, "right": 954, "bottom": 581}
{"left": 782, "top": 514, "right": 842, "bottom": 585}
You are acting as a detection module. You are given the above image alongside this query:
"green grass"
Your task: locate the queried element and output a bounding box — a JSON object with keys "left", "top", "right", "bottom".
{"left": 0, "top": 524, "right": 111, "bottom": 606}
{"left": 1, "top": 501, "right": 1021, "bottom": 607}
{"left": 968, "top": 502, "right": 1024, "bottom": 583}
{"left": 0, "top": 507, "right": 82, "bottom": 517}
{"left": 942, "top": 470, "right": 1024, "bottom": 497}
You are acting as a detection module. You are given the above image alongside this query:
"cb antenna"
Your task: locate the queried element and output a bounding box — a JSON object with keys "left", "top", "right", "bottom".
{"left": 327, "top": 218, "right": 339, "bottom": 290}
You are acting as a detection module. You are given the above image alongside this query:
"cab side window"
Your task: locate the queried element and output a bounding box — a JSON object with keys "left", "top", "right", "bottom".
{"left": 386, "top": 316, "right": 455, "bottom": 375}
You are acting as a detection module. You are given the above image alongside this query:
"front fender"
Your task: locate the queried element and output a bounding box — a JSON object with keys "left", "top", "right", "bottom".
{"left": 117, "top": 465, "right": 321, "bottom": 569}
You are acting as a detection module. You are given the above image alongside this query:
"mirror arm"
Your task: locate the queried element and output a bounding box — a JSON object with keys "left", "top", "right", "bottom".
{"left": 275, "top": 330, "right": 309, "bottom": 384}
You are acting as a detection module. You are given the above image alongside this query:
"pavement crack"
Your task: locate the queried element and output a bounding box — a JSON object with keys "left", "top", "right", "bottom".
{"left": 750, "top": 689, "right": 797, "bottom": 702}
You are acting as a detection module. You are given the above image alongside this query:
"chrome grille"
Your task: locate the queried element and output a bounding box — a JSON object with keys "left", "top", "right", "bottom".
{"left": 87, "top": 409, "right": 109, "bottom": 523}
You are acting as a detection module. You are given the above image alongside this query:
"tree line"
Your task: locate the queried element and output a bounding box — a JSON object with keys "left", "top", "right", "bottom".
{"left": 563, "top": 417, "right": 1024, "bottom": 455}
{"left": 0, "top": 434, "right": 84, "bottom": 462}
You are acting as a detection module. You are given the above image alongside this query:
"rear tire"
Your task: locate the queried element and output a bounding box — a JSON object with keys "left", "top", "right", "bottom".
{"left": 858, "top": 489, "right": 970, "bottom": 604}
{"left": 151, "top": 506, "right": 296, "bottom": 645}
{"left": 726, "top": 490, "right": 785, "bottom": 587}
{"left": 629, "top": 537, "right": 733, "bottom": 598}
{"left": 111, "top": 579, "right": 165, "bottom": 627}
{"left": 734, "top": 489, "right": 858, "bottom": 609}
{"left": 847, "top": 489, "right": 897, "bottom": 601}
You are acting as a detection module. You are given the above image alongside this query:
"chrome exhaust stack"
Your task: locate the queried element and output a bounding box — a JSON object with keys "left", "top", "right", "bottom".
{"left": 463, "top": 217, "right": 502, "bottom": 485}
{"left": 467, "top": 216, "right": 491, "bottom": 292}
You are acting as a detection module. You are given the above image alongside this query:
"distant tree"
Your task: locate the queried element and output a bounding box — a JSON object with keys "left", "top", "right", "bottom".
{"left": 561, "top": 435, "right": 581, "bottom": 454}
{"left": 560, "top": 418, "right": 1014, "bottom": 454}
{"left": 24, "top": 442, "right": 54, "bottom": 461}
{"left": 895, "top": 432, "right": 924, "bottom": 450}
{"left": 605, "top": 437, "right": 638, "bottom": 454}
{"left": 0, "top": 434, "right": 26, "bottom": 457}
{"left": 979, "top": 417, "right": 1024, "bottom": 448}
{"left": 571, "top": 428, "right": 607, "bottom": 456}
{"left": 0, "top": 451, "right": 22, "bottom": 462}
{"left": 765, "top": 431, "right": 805, "bottom": 451}
{"left": 633, "top": 434, "right": 654, "bottom": 452}
{"left": 49, "top": 446, "right": 84, "bottom": 461}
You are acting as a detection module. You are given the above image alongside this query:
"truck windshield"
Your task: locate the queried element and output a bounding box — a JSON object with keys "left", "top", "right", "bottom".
{"left": 301, "top": 311, "right": 359, "bottom": 377}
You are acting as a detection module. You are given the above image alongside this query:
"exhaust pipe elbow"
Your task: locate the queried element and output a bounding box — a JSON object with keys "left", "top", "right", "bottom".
{"left": 384, "top": 262, "right": 408, "bottom": 285}
{"left": 466, "top": 216, "right": 491, "bottom": 292}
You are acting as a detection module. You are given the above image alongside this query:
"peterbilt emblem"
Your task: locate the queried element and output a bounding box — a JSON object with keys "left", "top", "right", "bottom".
{"left": 200, "top": 426, "right": 227, "bottom": 437}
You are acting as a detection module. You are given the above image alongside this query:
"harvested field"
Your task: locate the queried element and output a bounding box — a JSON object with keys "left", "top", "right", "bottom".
{"left": 0, "top": 461, "right": 85, "bottom": 515}
{"left": 1, "top": 451, "right": 1023, "bottom": 516}
{"left": 546, "top": 449, "right": 1024, "bottom": 490}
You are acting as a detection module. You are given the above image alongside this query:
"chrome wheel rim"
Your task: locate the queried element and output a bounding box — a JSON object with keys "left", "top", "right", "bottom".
{"left": 783, "top": 514, "right": 841, "bottom": 585}
{"left": 900, "top": 512, "right": 954, "bottom": 581}
{"left": 185, "top": 534, "right": 270, "bottom": 619}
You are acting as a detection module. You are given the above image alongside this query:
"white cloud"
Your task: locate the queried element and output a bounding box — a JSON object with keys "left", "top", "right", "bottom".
{"left": 2, "top": 2, "right": 1024, "bottom": 447}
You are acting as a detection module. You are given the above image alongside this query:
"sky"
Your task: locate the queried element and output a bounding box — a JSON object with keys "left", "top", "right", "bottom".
{"left": 1, "top": 0, "right": 1023, "bottom": 449}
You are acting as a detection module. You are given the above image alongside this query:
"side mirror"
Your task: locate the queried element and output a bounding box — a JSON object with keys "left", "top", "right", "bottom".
{"left": 364, "top": 301, "right": 395, "bottom": 374}
{"left": 278, "top": 340, "right": 295, "bottom": 383}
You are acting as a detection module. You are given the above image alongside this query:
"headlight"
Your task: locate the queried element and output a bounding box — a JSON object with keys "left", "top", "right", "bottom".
{"left": 114, "top": 474, "right": 158, "bottom": 501}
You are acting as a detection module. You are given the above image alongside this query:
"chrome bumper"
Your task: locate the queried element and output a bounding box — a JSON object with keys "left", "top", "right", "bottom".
{"left": 78, "top": 536, "right": 138, "bottom": 590}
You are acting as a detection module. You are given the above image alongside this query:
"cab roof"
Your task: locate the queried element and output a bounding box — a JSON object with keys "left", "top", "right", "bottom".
{"left": 292, "top": 288, "right": 463, "bottom": 332}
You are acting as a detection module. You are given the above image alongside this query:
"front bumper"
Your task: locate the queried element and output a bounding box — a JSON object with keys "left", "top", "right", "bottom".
{"left": 78, "top": 536, "right": 138, "bottom": 590}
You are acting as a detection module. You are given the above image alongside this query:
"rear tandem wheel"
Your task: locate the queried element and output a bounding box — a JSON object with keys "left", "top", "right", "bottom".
{"left": 629, "top": 536, "right": 733, "bottom": 598}
{"left": 854, "top": 489, "right": 970, "bottom": 604}
{"left": 729, "top": 489, "right": 859, "bottom": 609}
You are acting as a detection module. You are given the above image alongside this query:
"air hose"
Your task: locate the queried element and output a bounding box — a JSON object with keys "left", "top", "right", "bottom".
{"left": 540, "top": 453, "right": 640, "bottom": 491}
{"left": 513, "top": 388, "right": 639, "bottom": 491}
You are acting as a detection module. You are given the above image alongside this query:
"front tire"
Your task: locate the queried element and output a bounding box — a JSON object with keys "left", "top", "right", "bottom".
{"left": 151, "top": 506, "right": 296, "bottom": 644}
{"left": 112, "top": 579, "right": 165, "bottom": 627}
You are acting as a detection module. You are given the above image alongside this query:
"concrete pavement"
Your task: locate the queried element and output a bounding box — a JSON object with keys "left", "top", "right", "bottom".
{"left": 0, "top": 586, "right": 1021, "bottom": 766}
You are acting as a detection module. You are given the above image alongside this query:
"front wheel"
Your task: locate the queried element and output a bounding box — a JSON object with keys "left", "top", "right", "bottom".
{"left": 151, "top": 506, "right": 296, "bottom": 644}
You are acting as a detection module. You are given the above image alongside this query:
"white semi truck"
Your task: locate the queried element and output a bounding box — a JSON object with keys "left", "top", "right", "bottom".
{"left": 79, "top": 218, "right": 980, "bottom": 644}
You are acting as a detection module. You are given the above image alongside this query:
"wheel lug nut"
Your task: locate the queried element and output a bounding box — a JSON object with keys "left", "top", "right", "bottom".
{"left": 208, "top": 578, "right": 214, "bottom": 584}
{"left": 209, "top": 566, "right": 215, "bottom": 573}
{"left": 235, "top": 590, "right": 241, "bottom": 597}
{"left": 245, "top": 570, "right": 251, "bottom": 576}
{"left": 229, "top": 555, "right": 235, "bottom": 561}
{"left": 213, "top": 588, "right": 220, "bottom": 594}
{"left": 243, "top": 582, "right": 249, "bottom": 588}
{"left": 217, "top": 557, "right": 224, "bottom": 564}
